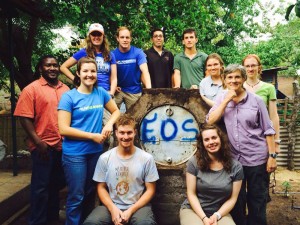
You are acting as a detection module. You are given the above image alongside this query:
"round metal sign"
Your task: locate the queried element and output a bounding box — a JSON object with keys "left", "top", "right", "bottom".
{"left": 139, "top": 105, "right": 199, "bottom": 166}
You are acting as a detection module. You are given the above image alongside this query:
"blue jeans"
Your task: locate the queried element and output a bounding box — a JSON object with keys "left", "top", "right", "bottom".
{"left": 30, "top": 149, "right": 65, "bottom": 225}
{"left": 83, "top": 205, "right": 157, "bottom": 225}
{"left": 231, "top": 163, "right": 268, "bottom": 225}
{"left": 62, "top": 152, "right": 101, "bottom": 225}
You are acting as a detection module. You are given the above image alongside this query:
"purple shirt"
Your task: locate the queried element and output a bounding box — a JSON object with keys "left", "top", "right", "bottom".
{"left": 207, "top": 91, "right": 275, "bottom": 166}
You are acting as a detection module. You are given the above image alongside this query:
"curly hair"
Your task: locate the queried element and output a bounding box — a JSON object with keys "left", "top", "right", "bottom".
{"left": 195, "top": 124, "right": 232, "bottom": 173}
{"left": 85, "top": 34, "right": 111, "bottom": 62}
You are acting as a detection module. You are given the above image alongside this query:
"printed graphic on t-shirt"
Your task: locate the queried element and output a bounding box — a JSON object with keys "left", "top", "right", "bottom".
{"left": 79, "top": 104, "right": 103, "bottom": 111}
{"left": 116, "top": 59, "right": 136, "bottom": 65}
{"left": 116, "top": 181, "right": 129, "bottom": 195}
{"left": 95, "top": 56, "right": 110, "bottom": 74}
{"left": 115, "top": 166, "right": 129, "bottom": 196}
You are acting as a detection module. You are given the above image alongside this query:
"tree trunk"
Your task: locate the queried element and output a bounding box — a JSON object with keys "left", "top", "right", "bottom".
{"left": 0, "top": 17, "right": 38, "bottom": 90}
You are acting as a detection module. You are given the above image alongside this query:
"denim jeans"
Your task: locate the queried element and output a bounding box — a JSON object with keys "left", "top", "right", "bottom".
{"left": 83, "top": 205, "right": 157, "bottom": 225}
{"left": 62, "top": 152, "right": 101, "bottom": 225}
{"left": 29, "top": 149, "right": 65, "bottom": 225}
{"left": 231, "top": 163, "right": 268, "bottom": 225}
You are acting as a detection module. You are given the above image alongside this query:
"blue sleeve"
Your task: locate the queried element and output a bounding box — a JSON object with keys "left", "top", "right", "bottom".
{"left": 58, "top": 91, "right": 73, "bottom": 112}
{"left": 110, "top": 52, "right": 116, "bottom": 64}
{"left": 98, "top": 87, "right": 111, "bottom": 105}
{"left": 137, "top": 48, "right": 147, "bottom": 66}
{"left": 72, "top": 48, "right": 87, "bottom": 61}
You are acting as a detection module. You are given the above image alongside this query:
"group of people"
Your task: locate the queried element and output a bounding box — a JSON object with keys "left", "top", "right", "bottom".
{"left": 13, "top": 22, "right": 281, "bottom": 225}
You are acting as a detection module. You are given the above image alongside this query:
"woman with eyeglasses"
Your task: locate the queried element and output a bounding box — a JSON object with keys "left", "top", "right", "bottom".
{"left": 242, "top": 54, "right": 280, "bottom": 204}
{"left": 61, "top": 23, "right": 117, "bottom": 97}
{"left": 199, "top": 53, "right": 225, "bottom": 107}
{"left": 242, "top": 54, "right": 280, "bottom": 156}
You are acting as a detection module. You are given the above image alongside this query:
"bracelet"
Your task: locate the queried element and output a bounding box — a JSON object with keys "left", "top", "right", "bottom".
{"left": 213, "top": 212, "right": 222, "bottom": 221}
{"left": 201, "top": 216, "right": 207, "bottom": 221}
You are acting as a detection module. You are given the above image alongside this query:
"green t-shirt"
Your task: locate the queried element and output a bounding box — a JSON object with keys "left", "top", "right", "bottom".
{"left": 173, "top": 51, "right": 208, "bottom": 88}
{"left": 255, "top": 81, "right": 277, "bottom": 106}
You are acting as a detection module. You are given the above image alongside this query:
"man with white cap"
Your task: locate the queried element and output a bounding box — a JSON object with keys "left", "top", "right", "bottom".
{"left": 112, "top": 26, "right": 151, "bottom": 111}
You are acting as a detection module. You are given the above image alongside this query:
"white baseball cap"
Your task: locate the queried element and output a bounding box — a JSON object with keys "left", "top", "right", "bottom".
{"left": 88, "top": 23, "right": 104, "bottom": 35}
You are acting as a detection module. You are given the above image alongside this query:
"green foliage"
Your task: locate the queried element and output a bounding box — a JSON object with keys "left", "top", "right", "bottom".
{"left": 46, "top": 0, "right": 260, "bottom": 56}
{"left": 282, "top": 181, "right": 292, "bottom": 197}
{"left": 3, "top": 0, "right": 300, "bottom": 89}
{"left": 238, "top": 18, "right": 300, "bottom": 76}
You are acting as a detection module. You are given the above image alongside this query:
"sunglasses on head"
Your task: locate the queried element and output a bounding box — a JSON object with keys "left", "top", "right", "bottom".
{"left": 90, "top": 31, "right": 103, "bottom": 37}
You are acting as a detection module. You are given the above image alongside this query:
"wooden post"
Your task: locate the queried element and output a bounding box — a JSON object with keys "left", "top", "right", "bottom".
{"left": 283, "top": 97, "right": 288, "bottom": 127}
{"left": 287, "top": 80, "right": 300, "bottom": 170}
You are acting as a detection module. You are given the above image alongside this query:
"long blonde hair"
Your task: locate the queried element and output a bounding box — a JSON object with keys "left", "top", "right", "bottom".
{"left": 85, "top": 34, "right": 111, "bottom": 62}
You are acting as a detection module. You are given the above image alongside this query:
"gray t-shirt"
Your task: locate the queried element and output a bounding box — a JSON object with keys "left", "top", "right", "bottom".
{"left": 93, "top": 147, "right": 159, "bottom": 210}
{"left": 181, "top": 156, "right": 243, "bottom": 216}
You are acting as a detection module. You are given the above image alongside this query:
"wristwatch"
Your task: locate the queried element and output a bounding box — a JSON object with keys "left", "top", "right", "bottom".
{"left": 269, "top": 153, "right": 278, "bottom": 159}
{"left": 275, "top": 139, "right": 282, "bottom": 144}
{"left": 213, "top": 212, "right": 222, "bottom": 221}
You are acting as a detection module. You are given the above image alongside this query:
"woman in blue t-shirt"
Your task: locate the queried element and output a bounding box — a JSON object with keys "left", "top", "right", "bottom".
{"left": 60, "top": 23, "right": 117, "bottom": 96}
{"left": 180, "top": 124, "right": 243, "bottom": 225}
{"left": 58, "top": 57, "right": 120, "bottom": 225}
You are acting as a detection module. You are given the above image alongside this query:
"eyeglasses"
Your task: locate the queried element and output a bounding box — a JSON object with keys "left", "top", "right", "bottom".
{"left": 153, "top": 34, "right": 163, "bottom": 38}
{"left": 245, "top": 64, "right": 259, "bottom": 69}
{"left": 90, "top": 32, "right": 103, "bottom": 37}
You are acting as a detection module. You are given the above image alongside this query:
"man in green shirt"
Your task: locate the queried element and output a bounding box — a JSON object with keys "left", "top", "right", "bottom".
{"left": 173, "top": 28, "right": 207, "bottom": 89}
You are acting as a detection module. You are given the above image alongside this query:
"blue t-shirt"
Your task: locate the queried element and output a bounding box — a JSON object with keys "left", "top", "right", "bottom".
{"left": 73, "top": 48, "right": 116, "bottom": 91}
{"left": 112, "top": 46, "right": 147, "bottom": 94}
{"left": 58, "top": 87, "right": 111, "bottom": 155}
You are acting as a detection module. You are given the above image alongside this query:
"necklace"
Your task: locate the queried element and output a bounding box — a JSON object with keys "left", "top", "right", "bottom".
{"left": 246, "top": 80, "right": 260, "bottom": 88}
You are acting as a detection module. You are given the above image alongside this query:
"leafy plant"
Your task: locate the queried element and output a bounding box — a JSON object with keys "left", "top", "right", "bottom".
{"left": 282, "top": 181, "right": 292, "bottom": 197}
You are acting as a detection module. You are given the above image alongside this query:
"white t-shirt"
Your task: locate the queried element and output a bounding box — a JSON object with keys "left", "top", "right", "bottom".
{"left": 93, "top": 147, "right": 159, "bottom": 209}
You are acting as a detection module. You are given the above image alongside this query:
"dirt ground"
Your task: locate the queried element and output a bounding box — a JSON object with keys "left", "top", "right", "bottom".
{"left": 267, "top": 167, "right": 300, "bottom": 225}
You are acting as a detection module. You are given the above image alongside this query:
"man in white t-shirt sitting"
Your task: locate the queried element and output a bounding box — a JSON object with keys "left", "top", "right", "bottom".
{"left": 83, "top": 114, "right": 159, "bottom": 225}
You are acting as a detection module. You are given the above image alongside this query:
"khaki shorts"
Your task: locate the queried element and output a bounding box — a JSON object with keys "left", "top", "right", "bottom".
{"left": 114, "top": 91, "right": 142, "bottom": 111}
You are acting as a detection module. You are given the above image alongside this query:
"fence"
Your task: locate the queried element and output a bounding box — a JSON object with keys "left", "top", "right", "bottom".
{"left": 0, "top": 114, "right": 27, "bottom": 155}
{"left": 277, "top": 80, "right": 300, "bottom": 170}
